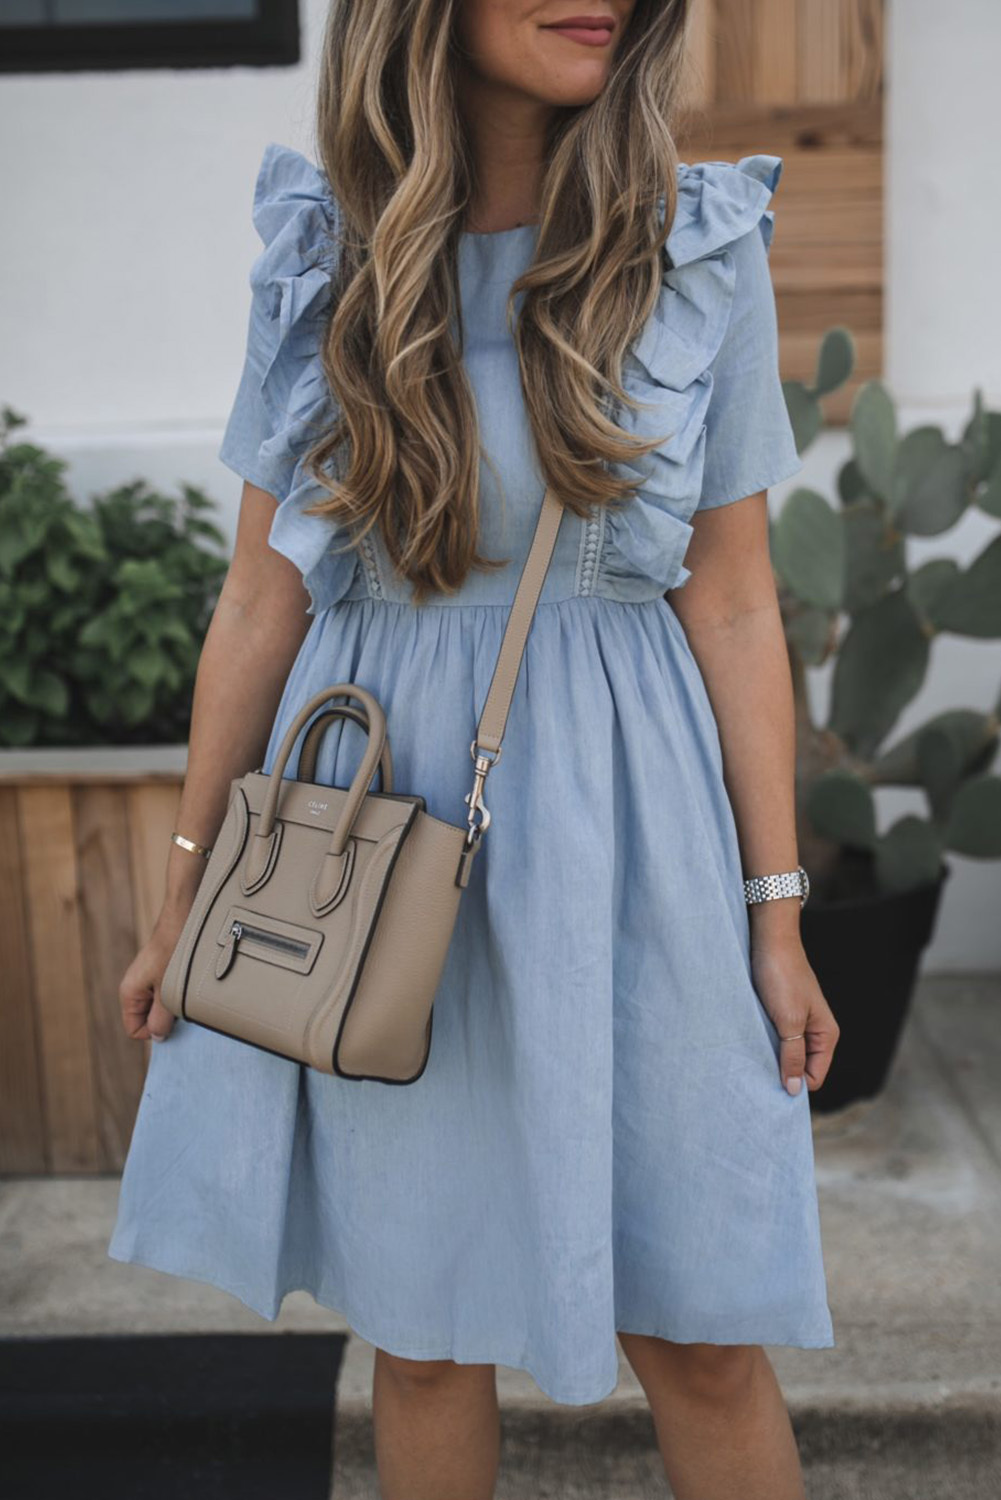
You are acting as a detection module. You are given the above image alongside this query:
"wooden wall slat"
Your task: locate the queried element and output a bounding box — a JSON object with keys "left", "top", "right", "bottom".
{"left": 845, "top": 0, "right": 884, "bottom": 101}
{"left": 799, "top": 0, "right": 844, "bottom": 102}
{"left": 683, "top": 0, "right": 715, "bottom": 109}
{"left": 126, "top": 783, "right": 182, "bottom": 945}
{"left": 678, "top": 100, "right": 882, "bottom": 151}
{"left": 714, "top": 0, "right": 758, "bottom": 104}
{"left": 18, "top": 785, "right": 100, "bottom": 1172}
{"left": 0, "top": 788, "right": 46, "bottom": 1172}
{"left": 74, "top": 785, "right": 147, "bottom": 1172}
{"left": 756, "top": 0, "right": 800, "bottom": 104}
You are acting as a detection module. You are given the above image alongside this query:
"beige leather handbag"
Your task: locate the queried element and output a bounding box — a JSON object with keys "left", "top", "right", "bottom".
{"left": 160, "top": 487, "right": 565, "bottom": 1083}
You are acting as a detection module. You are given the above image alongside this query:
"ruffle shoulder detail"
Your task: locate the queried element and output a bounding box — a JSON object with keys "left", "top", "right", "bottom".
{"left": 596, "top": 154, "right": 788, "bottom": 598}
{"left": 218, "top": 141, "right": 358, "bottom": 615}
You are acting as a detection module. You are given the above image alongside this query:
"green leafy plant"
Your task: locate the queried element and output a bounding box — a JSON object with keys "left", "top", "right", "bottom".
{"left": 776, "top": 335, "right": 1001, "bottom": 899}
{"left": 0, "top": 405, "right": 228, "bottom": 746}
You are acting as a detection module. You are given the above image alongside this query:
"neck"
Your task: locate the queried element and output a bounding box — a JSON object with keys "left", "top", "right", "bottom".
{"left": 457, "top": 75, "right": 550, "bottom": 233}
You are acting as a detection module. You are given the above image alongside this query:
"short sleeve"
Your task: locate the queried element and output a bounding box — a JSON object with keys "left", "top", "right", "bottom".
{"left": 217, "top": 141, "right": 360, "bottom": 614}
{"left": 217, "top": 309, "right": 293, "bottom": 499}
{"left": 696, "top": 215, "right": 803, "bottom": 509}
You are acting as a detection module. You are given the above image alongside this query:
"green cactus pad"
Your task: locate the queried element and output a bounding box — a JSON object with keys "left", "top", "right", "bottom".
{"left": 806, "top": 769, "right": 877, "bottom": 850}
{"left": 851, "top": 380, "right": 897, "bottom": 504}
{"left": 875, "top": 816, "right": 944, "bottom": 893}
{"left": 786, "top": 605, "right": 835, "bottom": 666}
{"left": 771, "top": 487, "right": 844, "bottom": 611}
{"left": 829, "top": 592, "right": 930, "bottom": 758}
{"left": 873, "top": 709, "right": 999, "bottom": 787}
{"left": 843, "top": 500, "right": 906, "bottom": 614}
{"left": 945, "top": 775, "right": 1001, "bottom": 857}
{"left": 813, "top": 327, "right": 855, "bottom": 397}
{"left": 931, "top": 535, "right": 1001, "bottom": 638}
{"left": 892, "top": 426, "right": 971, "bottom": 535}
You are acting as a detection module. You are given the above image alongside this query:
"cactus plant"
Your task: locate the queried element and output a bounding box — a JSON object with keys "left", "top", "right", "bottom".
{"left": 775, "top": 333, "right": 1001, "bottom": 898}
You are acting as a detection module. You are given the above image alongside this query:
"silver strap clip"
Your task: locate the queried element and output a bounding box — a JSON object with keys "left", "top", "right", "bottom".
{"left": 462, "top": 740, "right": 502, "bottom": 851}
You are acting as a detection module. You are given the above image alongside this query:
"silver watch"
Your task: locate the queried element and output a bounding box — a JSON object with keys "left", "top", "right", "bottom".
{"left": 743, "top": 864, "right": 810, "bottom": 909}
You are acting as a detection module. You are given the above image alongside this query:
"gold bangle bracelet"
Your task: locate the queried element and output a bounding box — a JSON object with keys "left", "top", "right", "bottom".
{"left": 171, "top": 831, "right": 213, "bottom": 859}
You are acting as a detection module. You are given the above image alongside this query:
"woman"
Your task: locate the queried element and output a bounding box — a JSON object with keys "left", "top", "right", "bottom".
{"left": 109, "top": 1, "right": 839, "bottom": 1496}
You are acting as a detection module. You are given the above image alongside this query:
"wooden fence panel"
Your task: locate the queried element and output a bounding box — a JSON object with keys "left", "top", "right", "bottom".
{"left": 19, "top": 785, "right": 101, "bottom": 1173}
{"left": 75, "top": 785, "right": 148, "bottom": 1171}
{"left": 127, "top": 783, "right": 183, "bottom": 948}
{"left": 0, "top": 759, "right": 184, "bottom": 1175}
{"left": 0, "top": 788, "right": 46, "bottom": 1173}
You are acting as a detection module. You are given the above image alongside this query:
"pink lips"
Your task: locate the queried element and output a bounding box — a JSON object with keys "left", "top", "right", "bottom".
{"left": 543, "top": 15, "right": 615, "bottom": 47}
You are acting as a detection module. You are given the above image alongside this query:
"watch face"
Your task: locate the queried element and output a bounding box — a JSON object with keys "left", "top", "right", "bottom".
{"left": 801, "top": 866, "right": 810, "bottom": 899}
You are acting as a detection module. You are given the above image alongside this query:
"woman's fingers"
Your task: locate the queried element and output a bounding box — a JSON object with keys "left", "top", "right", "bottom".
{"left": 780, "top": 1010, "right": 840, "bottom": 1094}
{"left": 778, "top": 1030, "right": 809, "bottom": 1095}
{"left": 750, "top": 940, "right": 841, "bottom": 1095}
{"left": 147, "top": 984, "right": 176, "bottom": 1042}
{"left": 801, "top": 1013, "right": 840, "bottom": 1091}
{"left": 119, "top": 971, "right": 157, "bottom": 1042}
{"left": 118, "top": 945, "right": 176, "bottom": 1043}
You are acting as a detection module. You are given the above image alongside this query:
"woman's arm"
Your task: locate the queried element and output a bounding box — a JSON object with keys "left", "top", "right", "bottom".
{"left": 118, "top": 481, "right": 313, "bottom": 1043}
{"left": 669, "top": 491, "right": 840, "bottom": 1095}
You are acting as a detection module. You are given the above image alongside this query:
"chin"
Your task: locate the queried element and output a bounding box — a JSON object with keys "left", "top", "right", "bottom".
{"left": 531, "top": 69, "right": 611, "bottom": 109}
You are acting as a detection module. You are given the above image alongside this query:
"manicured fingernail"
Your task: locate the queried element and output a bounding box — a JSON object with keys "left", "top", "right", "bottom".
{"left": 786, "top": 1075, "right": 802, "bottom": 1095}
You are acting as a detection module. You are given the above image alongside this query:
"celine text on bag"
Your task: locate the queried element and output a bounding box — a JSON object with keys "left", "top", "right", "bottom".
{"left": 159, "top": 486, "right": 566, "bottom": 1083}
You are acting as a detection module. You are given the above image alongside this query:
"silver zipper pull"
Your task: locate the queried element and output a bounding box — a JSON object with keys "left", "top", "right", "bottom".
{"left": 216, "top": 920, "right": 242, "bottom": 980}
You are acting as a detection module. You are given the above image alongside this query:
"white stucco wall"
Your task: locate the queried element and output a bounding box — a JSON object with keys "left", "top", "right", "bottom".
{"left": 0, "top": 0, "right": 998, "bottom": 965}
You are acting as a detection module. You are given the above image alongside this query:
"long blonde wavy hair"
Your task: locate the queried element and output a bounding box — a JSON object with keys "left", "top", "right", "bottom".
{"left": 302, "top": 0, "right": 692, "bottom": 604}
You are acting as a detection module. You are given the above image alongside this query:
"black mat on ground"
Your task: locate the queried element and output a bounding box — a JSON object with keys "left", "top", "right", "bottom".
{"left": 0, "top": 1331, "right": 347, "bottom": 1500}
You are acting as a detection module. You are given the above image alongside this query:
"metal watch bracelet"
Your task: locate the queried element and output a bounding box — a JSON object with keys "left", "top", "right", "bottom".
{"left": 743, "top": 864, "right": 810, "bottom": 909}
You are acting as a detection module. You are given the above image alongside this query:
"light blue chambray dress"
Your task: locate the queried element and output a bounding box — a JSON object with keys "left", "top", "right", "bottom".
{"left": 108, "top": 142, "right": 835, "bottom": 1405}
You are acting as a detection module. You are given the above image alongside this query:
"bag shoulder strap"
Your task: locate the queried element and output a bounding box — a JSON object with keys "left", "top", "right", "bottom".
{"left": 462, "top": 486, "right": 565, "bottom": 853}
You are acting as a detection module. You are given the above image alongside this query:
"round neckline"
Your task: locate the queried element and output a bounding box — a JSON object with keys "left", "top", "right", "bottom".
{"left": 459, "top": 221, "right": 540, "bottom": 241}
{"left": 457, "top": 221, "right": 541, "bottom": 284}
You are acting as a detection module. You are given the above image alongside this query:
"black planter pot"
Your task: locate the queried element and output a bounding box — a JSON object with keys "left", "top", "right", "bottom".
{"left": 799, "top": 858, "right": 951, "bottom": 1114}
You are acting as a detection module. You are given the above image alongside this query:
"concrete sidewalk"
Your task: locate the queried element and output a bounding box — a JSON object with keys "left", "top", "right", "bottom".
{"left": 2, "top": 973, "right": 999, "bottom": 1496}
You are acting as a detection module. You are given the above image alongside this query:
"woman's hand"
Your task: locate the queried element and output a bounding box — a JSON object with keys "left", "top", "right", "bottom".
{"left": 749, "top": 929, "right": 840, "bottom": 1096}
{"left": 119, "top": 904, "right": 192, "bottom": 1043}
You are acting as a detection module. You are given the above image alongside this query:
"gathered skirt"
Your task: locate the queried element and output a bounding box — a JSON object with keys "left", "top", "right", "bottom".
{"left": 108, "top": 590, "right": 835, "bottom": 1406}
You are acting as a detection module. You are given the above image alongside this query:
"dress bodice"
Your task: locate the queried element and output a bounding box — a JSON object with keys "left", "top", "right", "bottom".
{"left": 340, "top": 221, "right": 621, "bottom": 609}
{"left": 218, "top": 143, "right": 803, "bottom": 615}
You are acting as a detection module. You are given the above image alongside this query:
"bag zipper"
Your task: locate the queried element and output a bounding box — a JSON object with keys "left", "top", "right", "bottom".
{"left": 230, "top": 919, "right": 310, "bottom": 959}
{"left": 216, "top": 918, "right": 312, "bottom": 979}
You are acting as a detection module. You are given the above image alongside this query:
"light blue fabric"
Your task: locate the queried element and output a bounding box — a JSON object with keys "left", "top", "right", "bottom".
{"left": 108, "top": 142, "right": 834, "bottom": 1405}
